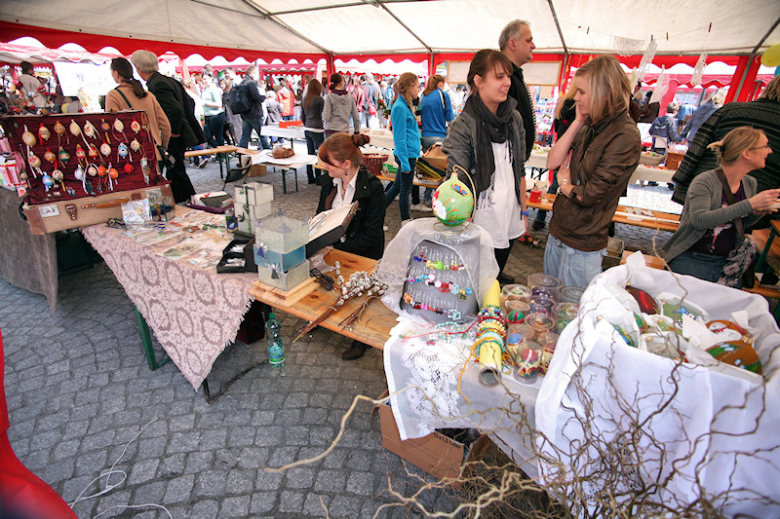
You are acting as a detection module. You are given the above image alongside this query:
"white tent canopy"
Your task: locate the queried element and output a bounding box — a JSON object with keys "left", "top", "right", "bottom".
{"left": 1, "top": 0, "right": 779, "bottom": 57}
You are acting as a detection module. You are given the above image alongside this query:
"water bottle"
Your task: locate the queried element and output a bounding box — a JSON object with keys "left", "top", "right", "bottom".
{"left": 264, "top": 312, "right": 285, "bottom": 368}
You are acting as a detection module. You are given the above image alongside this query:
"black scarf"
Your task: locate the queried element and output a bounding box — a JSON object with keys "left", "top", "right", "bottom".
{"left": 463, "top": 93, "right": 516, "bottom": 196}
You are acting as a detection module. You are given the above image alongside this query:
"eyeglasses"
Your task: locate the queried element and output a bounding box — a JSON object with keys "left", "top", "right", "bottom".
{"left": 750, "top": 145, "right": 772, "bottom": 151}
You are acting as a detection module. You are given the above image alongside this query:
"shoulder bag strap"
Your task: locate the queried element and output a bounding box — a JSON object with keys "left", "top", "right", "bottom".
{"left": 114, "top": 86, "right": 133, "bottom": 110}
{"left": 439, "top": 89, "right": 445, "bottom": 110}
{"left": 715, "top": 167, "right": 745, "bottom": 240}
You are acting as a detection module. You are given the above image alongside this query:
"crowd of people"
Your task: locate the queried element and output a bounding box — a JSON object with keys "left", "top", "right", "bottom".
{"left": 6, "top": 20, "right": 780, "bottom": 352}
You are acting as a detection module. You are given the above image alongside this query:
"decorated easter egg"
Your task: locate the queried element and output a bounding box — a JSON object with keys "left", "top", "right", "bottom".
{"left": 44, "top": 148, "right": 56, "bottom": 163}
{"left": 38, "top": 124, "right": 50, "bottom": 141}
{"left": 432, "top": 170, "right": 474, "bottom": 226}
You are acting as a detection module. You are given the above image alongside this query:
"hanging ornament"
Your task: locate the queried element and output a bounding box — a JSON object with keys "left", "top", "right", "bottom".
{"left": 69, "top": 119, "right": 81, "bottom": 137}
{"left": 87, "top": 164, "right": 98, "bottom": 177}
{"left": 58, "top": 146, "right": 70, "bottom": 166}
{"left": 100, "top": 141, "right": 111, "bottom": 157}
{"left": 20, "top": 171, "right": 30, "bottom": 188}
{"left": 109, "top": 166, "right": 119, "bottom": 180}
{"left": 76, "top": 144, "right": 86, "bottom": 161}
{"left": 117, "top": 142, "right": 130, "bottom": 162}
{"left": 54, "top": 120, "right": 67, "bottom": 143}
{"left": 101, "top": 119, "right": 111, "bottom": 143}
{"left": 650, "top": 66, "right": 669, "bottom": 105}
{"left": 38, "top": 123, "right": 51, "bottom": 142}
{"left": 44, "top": 148, "right": 56, "bottom": 163}
{"left": 28, "top": 151, "right": 41, "bottom": 169}
{"left": 42, "top": 171, "right": 54, "bottom": 192}
{"left": 84, "top": 120, "right": 98, "bottom": 140}
{"left": 633, "top": 37, "right": 658, "bottom": 87}
{"left": 691, "top": 53, "right": 707, "bottom": 87}
{"left": 97, "top": 165, "right": 107, "bottom": 177}
{"left": 130, "top": 138, "right": 141, "bottom": 152}
{"left": 74, "top": 165, "right": 85, "bottom": 181}
{"left": 130, "top": 119, "right": 141, "bottom": 133}
{"left": 22, "top": 125, "right": 36, "bottom": 147}
{"left": 52, "top": 169, "right": 65, "bottom": 190}
{"left": 123, "top": 163, "right": 134, "bottom": 174}
{"left": 113, "top": 119, "right": 127, "bottom": 141}
{"left": 88, "top": 143, "right": 99, "bottom": 159}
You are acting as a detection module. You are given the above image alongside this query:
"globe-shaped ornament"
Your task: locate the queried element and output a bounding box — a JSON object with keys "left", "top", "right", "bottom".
{"left": 432, "top": 169, "right": 473, "bottom": 226}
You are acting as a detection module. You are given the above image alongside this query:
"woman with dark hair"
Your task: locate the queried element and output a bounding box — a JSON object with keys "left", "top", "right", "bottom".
{"left": 302, "top": 78, "right": 325, "bottom": 184}
{"left": 322, "top": 73, "right": 361, "bottom": 136}
{"left": 105, "top": 57, "right": 171, "bottom": 164}
{"left": 442, "top": 50, "right": 527, "bottom": 284}
{"left": 543, "top": 55, "right": 641, "bottom": 288}
{"left": 316, "top": 133, "right": 385, "bottom": 359}
{"left": 384, "top": 72, "right": 422, "bottom": 224}
{"left": 662, "top": 127, "right": 778, "bottom": 286}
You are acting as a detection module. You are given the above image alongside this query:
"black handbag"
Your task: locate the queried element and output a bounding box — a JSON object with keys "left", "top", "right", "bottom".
{"left": 716, "top": 168, "right": 757, "bottom": 288}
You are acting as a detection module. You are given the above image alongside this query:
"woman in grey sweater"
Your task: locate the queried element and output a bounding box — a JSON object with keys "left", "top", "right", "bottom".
{"left": 662, "top": 126, "right": 778, "bottom": 286}
{"left": 323, "top": 73, "right": 361, "bottom": 136}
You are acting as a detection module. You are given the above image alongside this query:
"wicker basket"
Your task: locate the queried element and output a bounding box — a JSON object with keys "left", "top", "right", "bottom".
{"left": 639, "top": 153, "right": 664, "bottom": 167}
{"left": 664, "top": 151, "right": 686, "bottom": 170}
{"left": 363, "top": 153, "right": 388, "bottom": 176}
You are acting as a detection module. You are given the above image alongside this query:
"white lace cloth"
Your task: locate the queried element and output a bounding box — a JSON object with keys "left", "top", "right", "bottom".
{"left": 82, "top": 209, "right": 257, "bottom": 390}
{"left": 384, "top": 317, "right": 542, "bottom": 474}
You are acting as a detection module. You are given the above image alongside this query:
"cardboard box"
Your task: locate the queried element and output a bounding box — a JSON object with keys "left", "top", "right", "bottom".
{"left": 248, "top": 164, "right": 267, "bottom": 177}
{"left": 379, "top": 401, "right": 467, "bottom": 481}
{"left": 23, "top": 184, "right": 173, "bottom": 235}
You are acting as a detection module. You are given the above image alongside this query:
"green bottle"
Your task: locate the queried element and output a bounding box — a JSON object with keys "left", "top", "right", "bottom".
{"left": 264, "top": 312, "right": 285, "bottom": 367}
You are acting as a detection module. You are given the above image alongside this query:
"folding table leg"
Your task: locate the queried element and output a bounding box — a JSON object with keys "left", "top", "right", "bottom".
{"left": 135, "top": 307, "right": 171, "bottom": 371}
{"left": 756, "top": 228, "right": 777, "bottom": 272}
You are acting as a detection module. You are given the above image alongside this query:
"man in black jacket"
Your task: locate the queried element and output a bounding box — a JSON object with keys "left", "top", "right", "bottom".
{"left": 131, "top": 50, "right": 203, "bottom": 203}
{"left": 237, "top": 66, "right": 268, "bottom": 150}
{"left": 500, "top": 19, "right": 536, "bottom": 163}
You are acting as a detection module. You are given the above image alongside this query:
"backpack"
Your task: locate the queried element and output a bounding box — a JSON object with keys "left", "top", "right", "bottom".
{"left": 230, "top": 83, "right": 252, "bottom": 115}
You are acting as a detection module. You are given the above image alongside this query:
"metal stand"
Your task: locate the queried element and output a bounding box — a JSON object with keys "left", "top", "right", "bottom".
{"left": 135, "top": 307, "right": 171, "bottom": 371}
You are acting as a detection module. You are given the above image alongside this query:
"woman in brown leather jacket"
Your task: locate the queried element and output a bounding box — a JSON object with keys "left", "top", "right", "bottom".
{"left": 543, "top": 55, "right": 641, "bottom": 288}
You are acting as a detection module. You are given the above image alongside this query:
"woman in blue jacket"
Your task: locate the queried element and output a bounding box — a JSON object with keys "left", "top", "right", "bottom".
{"left": 385, "top": 72, "right": 422, "bottom": 223}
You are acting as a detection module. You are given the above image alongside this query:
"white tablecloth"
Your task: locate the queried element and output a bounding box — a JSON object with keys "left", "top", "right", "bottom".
{"left": 384, "top": 318, "right": 542, "bottom": 475}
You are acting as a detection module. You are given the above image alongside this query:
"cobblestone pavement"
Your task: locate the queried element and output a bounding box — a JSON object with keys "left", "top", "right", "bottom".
{"left": 1, "top": 148, "right": 679, "bottom": 518}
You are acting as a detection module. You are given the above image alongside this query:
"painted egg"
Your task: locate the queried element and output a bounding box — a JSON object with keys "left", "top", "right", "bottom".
{"left": 87, "top": 165, "right": 98, "bottom": 177}
{"left": 123, "top": 163, "right": 134, "bottom": 174}
{"left": 20, "top": 171, "right": 29, "bottom": 181}
{"left": 84, "top": 121, "right": 97, "bottom": 138}
{"left": 38, "top": 124, "right": 50, "bottom": 141}
{"left": 130, "top": 119, "right": 141, "bottom": 133}
{"left": 108, "top": 167, "right": 119, "bottom": 179}
{"left": 42, "top": 173, "right": 54, "bottom": 188}
{"left": 100, "top": 142, "right": 111, "bottom": 156}
{"left": 432, "top": 170, "right": 474, "bottom": 226}
{"left": 69, "top": 119, "right": 81, "bottom": 136}
{"left": 74, "top": 166, "right": 84, "bottom": 181}
{"left": 114, "top": 119, "right": 124, "bottom": 133}
{"left": 118, "top": 143, "right": 129, "bottom": 158}
{"left": 44, "top": 148, "right": 56, "bottom": 163}
{"left": 88, "top": 144, "right": 99, "bottom": 159}
{"left": 54, "top": 121, "right": 66, "bottom": 135}
{"left": 76, "top": 144, "right": 86, "bottom": 159}
{"left": 130, "top": 139, "right": 141, "bottom": 151}
{"left": 101, "top": 119, "right": 110, "bottom": 132}
{"left": 22, "top": 129, "right": 36, "bottom": 147}
{"left": 97, "top": 165, "right": 107, "bottom": 177}
{"left": 58, "top": 147, "right": 70, "bottom": 163}
{"left": 52, "top": 169, "right": 64, "bottom": 181}
{"left": 28, "top": 152, "right": 41, "bottom": 168}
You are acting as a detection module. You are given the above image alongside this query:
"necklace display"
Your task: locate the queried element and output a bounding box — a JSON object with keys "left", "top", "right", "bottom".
{"left": 403, "top": 292, "right": 463, "bottom": 320}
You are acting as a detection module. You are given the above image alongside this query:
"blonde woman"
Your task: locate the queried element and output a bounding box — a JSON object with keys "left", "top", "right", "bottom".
{"left": 384, "top": 72, "right": 422, "bottom": 223}
{"left": 662, "top": 127, "right": 778, "bottom": 287}
{"left": 543, "top": 55, "right": 641, "bottom": 288}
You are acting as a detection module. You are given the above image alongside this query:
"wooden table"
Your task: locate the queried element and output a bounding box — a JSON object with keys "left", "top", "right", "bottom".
{"left": 184, "top": 145, "right": 238, "bottom": 179}
{"left": 249, "top": 249, "right": 396, "bottom": 349}
{"left": 260, "top": 124, "right": 306, "bottom": 148}
{"left": 527, "top": 194, "right": 680, "bottom": 232}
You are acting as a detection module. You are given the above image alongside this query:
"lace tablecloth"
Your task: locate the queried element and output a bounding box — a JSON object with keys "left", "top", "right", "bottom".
{"left": 383, "top": 318, "right": 542, "bottom": 474}
{"left": 82, "top": 209, "right": 257, "bottom": 390}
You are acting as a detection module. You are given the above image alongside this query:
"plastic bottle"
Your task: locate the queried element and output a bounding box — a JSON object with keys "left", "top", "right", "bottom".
{"left": 264, "top": 312, "right": 285, "bottom": 367}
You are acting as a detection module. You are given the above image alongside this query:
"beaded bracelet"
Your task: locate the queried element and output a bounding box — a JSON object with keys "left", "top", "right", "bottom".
{"left": 406, "top": 273, "right": 474, "bottom": 300}
{"left": 402, "top": 292, "right": 462, "bottom": 320}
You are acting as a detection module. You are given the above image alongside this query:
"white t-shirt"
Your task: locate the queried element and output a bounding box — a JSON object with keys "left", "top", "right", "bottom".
{"left": 332, "top": 171, "right": 358, "bottom": 209}
{"left": 472, "top": 141, "right": 524, "bottom": 249}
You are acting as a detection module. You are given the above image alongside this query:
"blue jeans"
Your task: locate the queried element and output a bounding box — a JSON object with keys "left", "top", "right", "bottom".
{"left": 239, "top": 116, "right": 270, "bottom": 149}
{"left": 204, "top": 112, "right": 225, "bottom": 148}
{"left": 305, "top": 130, "right": 325, "bottom": 182}
{"left": 385, "top": 157, "right": 415, "bottom": 221}
{"left": 544, "top": 233, "right": 606, "bottom": 289}
{"left": 668, "top": 250, "right": 730, "bottom": 285}
{"left": 282, "top": 115, "right": 294, "bottom": 121}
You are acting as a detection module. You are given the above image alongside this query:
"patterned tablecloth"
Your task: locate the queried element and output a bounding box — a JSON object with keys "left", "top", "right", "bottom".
{"left": 82, "top": 208, "right": 257, "bottom": 390}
